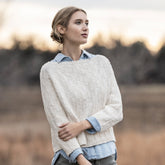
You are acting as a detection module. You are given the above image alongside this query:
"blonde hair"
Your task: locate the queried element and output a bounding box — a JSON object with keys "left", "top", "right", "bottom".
{"left": 50, "top": 6, "right": 87, "bottom": 44}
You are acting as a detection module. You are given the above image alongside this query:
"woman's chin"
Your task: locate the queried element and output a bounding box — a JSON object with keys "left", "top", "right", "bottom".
{"left": 80, "top": 39, "right": 88, "bottom": 45}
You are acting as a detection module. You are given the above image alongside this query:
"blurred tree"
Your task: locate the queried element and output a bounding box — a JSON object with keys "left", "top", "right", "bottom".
{"left": 87, "top": 39, "right": 157, "bottom": 84}
{"left": 0, "top": 37, "right": 57, "bottom": 86}
{"left": 0, "top": 35, "right": 164, "bottom": 86}
{"left": 157, "top": 44, "right": 165, "bottom": 82}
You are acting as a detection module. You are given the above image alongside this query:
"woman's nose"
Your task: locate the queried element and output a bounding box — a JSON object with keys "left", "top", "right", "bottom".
{"left": 82, "top": 24, "right": 88, "bottom": 31}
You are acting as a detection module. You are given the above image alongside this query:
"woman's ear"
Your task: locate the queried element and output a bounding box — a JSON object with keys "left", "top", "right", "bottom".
{"left": 57, "top": 25, "right": 66, "bottom": 35}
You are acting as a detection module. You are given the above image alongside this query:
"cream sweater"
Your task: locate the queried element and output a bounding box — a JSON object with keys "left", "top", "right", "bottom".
{"left": 40, "top": 54, "right": 123, "bottom": 156}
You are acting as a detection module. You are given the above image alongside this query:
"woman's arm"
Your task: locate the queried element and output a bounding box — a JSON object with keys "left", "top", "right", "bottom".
{"left": 91, "top": 59, "right": 123, "bottom": 131}
{"left": 40, "top": 66, "right": 82, "bottom": 156}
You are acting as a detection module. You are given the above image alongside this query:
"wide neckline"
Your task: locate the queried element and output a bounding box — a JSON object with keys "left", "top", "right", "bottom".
{"left": 49, "top": 54, "right": 101, "bottom": 66}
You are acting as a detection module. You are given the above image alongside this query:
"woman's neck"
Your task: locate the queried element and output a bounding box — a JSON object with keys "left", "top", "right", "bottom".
{"left": 62, "top": 43, "right": 82, "bottom": 61}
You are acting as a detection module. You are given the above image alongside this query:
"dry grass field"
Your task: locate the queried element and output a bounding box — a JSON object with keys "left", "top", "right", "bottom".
{"left": 0, "top": 85, "right": 165, "bottom": 165}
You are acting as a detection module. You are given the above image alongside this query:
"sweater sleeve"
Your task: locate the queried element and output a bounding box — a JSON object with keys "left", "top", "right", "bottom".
{"left": 40, "top": 65, "right": 81, "bottom": 156}
{"left": 91, "top": 58, "right": 123, "bottom": 132}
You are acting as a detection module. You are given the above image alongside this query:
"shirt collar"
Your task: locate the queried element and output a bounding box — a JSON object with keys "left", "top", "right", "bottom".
{"left": 52, "top": 50, "right": 93, "bottom": 63}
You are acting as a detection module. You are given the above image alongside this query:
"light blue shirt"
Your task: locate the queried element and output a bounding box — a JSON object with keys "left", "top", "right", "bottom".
{"left": 51, "top": 50, "right": 117, "bottom": 164}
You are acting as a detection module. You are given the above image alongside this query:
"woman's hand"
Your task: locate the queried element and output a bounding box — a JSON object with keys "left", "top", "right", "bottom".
{"left": 58, "top": 120, "right": 92, "bottom": 141}
{"left": 76, "top": 154, "right": 92, "bottom": 165}
{"left": 58, "top": 122, "right": 82, "bottom": 141}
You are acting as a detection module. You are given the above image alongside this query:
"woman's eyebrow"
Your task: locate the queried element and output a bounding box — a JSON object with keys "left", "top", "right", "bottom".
{"left": 74, "top": 19, "right": 89, "bottom": 22}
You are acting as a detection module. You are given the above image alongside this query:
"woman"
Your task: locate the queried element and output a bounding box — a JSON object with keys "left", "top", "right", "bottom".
{"left": 40, "top": 6, "right": 123, "bottom": 165}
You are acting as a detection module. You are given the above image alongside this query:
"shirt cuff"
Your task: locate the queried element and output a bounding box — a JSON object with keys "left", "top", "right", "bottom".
{"left": 86, "top": 116, "right": 101, "bottom": 134}
{"left": 69, "top": 148, "right": 83, "bottom": 163}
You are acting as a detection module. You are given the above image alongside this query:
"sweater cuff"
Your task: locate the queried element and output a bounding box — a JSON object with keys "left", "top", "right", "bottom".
{"left": 69, "top": 148, "right": 83, "bottom": 163}
{"left": 86, "top": 116, "right": 101, "bottom": 134}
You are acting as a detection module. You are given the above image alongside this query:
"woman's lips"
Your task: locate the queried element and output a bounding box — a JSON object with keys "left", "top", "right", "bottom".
{"left": 81, "top": 34, "right": 88, "bottom": 38}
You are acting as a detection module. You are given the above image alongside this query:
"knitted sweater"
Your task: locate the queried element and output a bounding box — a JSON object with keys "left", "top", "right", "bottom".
{"left": 40, "top": 54, "right": 123, "bottom": 156}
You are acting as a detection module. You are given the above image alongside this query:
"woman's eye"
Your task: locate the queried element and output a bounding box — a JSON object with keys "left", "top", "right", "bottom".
{"left": 75, "top": 21, "right": 81, "bottom": 25}
{"left": 85, "top": 22, "right": 89, "bottom": 26}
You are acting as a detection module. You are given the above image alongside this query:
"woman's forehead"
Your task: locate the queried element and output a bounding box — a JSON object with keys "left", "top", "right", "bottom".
{"left": 70, "top": 11, "right": 88, "bottom": 21}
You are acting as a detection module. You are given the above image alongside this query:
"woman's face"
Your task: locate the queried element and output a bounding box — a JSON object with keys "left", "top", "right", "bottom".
{"left": 63, "top": 11, "right": 89, "bottom": 45}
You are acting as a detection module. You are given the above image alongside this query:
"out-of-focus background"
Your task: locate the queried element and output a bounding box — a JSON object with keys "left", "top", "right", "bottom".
{"left": 0, "top": 0, "right": 165, "bottom": 165}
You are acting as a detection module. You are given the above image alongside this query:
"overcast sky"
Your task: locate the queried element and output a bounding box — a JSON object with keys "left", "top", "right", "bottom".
{"left": 0, "top": 0, "right": 165, "bottom": 51}
{"left": 12, "top": 0, "right": 165, "bottom": 10}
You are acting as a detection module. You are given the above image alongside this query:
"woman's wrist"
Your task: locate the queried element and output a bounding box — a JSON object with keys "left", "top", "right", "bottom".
{"left": 76, "top": 154, "right": 84, "bottom": 162}
{"left": 77, "top": 154, "right": 91, "bottom": 165}
{"left": 79, "top": 120, "right": 92, "bottom": 132}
